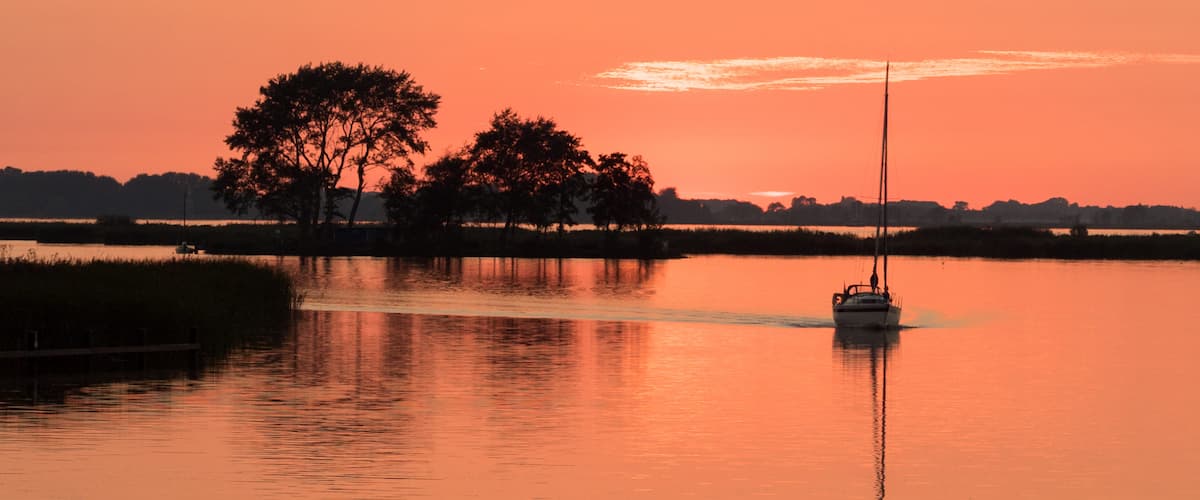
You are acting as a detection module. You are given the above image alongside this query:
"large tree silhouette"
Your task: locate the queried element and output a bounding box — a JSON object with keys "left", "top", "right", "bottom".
{"left": 213, "top": 62, "right": 439, "bottom": 236}
{"left": 588, "top": 153, "right": 661, "bottom": 232}
{"left": 415, "top": 152, "right": 481, "bottom": 231}
{"left": 379, "top": 165, "right": 419, "bottom": 229}
{"left": 470, "top": 109, "right": 590, "bottom": 239}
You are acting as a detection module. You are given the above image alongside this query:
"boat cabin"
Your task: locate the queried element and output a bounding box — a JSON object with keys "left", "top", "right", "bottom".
{"left": 832, "top": 284, "right": 890, "bottom": 306}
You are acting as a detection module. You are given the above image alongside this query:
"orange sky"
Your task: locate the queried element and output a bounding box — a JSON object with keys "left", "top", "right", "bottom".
{"left": 3, "top": 0, "right": 1198, "bottom": 208}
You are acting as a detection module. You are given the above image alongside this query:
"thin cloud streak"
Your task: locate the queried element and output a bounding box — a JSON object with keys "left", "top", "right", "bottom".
{"left": 593, "top": 51, "right": 1200, "bottom": 92}
{"left": 750, "top": 191, "right": 795, "bottom": 197}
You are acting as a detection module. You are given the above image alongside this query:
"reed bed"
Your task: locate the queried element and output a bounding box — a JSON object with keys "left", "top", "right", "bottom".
{"left": 889, "top": 226, "right": 1200, "bottom": 260}
{"left": 663, "top": 228, "right": 866, "bottom": 255}
{"left": 662, "top": 225, "right": 1200, "bottom": 260}
{"left": 0, "top": 256, "right": 297, "bottom": 351}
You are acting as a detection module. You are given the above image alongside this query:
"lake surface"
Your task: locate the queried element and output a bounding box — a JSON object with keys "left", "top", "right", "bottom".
{"left": 2, "top": 243, "right": 1199, "bottom": 498}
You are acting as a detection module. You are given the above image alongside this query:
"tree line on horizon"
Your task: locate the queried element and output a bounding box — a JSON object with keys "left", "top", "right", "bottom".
{"left": 0, "top": 167, "right": 387, "bottom": 221}
{"left": 5, "top": 165, "right": 1198, "bottom": 230}
{"left": 658, "top": 191, "right": 1200, "bottom": 228}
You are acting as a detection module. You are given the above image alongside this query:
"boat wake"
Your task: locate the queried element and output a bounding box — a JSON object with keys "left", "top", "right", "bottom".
{"left": 299, "top": 296, "right": 834, "bottom": 329}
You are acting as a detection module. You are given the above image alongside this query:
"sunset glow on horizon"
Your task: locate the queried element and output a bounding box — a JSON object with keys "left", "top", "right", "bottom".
{"left": 3, "top": 0, "right": 1199, "bottom": 209}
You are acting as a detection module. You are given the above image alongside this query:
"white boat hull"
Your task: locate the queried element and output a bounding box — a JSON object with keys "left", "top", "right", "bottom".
{"left": 833, "top": 305, "right": 902, "bottom": 329}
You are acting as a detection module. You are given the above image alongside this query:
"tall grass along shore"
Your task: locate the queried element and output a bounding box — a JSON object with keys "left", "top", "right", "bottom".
{"left": 667, "top": 226, "right": 1200, "bottom": 260}
{"left": 0, "top": 257, "right": 297, "bottom": 352}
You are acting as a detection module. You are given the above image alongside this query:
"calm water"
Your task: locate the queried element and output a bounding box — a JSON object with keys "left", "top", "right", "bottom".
{"left": 2, "top": 243, "right": 1199, "bottom": 498}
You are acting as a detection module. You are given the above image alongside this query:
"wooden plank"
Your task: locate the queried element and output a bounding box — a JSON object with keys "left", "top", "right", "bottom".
{"left": 0, "top": 343, "right": 200, "bottom": 359}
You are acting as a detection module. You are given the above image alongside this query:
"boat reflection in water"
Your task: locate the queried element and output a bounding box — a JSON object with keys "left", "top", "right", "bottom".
{"left": 834, "top": 327, "right": 898, "bottom": 500}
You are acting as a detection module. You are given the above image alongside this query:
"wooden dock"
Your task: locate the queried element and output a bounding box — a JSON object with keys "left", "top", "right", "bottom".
{"left": 0, "top": 328, "right": 201, "bottom": 360}
{"left": 0, "top": 343, "right": 200, "bottom": 359}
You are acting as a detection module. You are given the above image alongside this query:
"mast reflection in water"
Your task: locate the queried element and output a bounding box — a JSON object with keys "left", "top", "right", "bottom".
{"left": 835, "top": 328, "right": 898, "bottom": 500}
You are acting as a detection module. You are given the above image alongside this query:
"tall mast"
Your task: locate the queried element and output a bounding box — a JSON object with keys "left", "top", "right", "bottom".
{"left": 882, "top": 63, "right": 890, "bottom": 292}
{"left": 870, "top": 63, "right": 890, "bottom": 292}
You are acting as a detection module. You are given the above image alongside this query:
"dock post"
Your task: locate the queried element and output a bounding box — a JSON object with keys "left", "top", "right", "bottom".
{"left": 138, "top": 328, "right": 148, "bottom": 371}
{"left": 85, "top": 328, "right": 94, "bottom": 373}
{"left": 188, "top": 327, "right": 201, "bottom": 377}
{"left": 29, "top": 330, "right": 39, "bottom": 378}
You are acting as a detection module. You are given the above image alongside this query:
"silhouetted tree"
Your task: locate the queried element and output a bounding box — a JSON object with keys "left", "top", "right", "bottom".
{"left": 0, "top": 168, "right": 259, "bottom": 220}
{"left": 379, "top": 167, "right": 419, "bottom": 229}
{"left": 1122, "top": 204, "right": 1149, "bottom": 226}
{"left": 413, "top": 152, "right": 482, "bottom": 231}
{"left": 0, "top": 168, "right": 123, "bottom": 218}
{"left": 713, "top": 200, "right": 764, "bottom": 223}
{"left": 655, "top": 187, "right": 714, "bottom": 224}
{"left": 212, "top": 62, "right": 439, "bottom": 237}
{"left": 123, "top": 172, "right": 227, "bottom": 219}
{"left": 470, "top": 109, "right": 590, "bottom": 239}
{"left": 383, "top": 151, "right": 482, "bottom": 232}
{"left": 588, "top": 153, "right": 661, "bottom": 232}
{"left": 764, "top": 201, "right": 788, "bottom": 224}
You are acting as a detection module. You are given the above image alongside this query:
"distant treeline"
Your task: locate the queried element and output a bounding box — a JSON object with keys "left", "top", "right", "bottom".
{"left": 4, "top": 166, "right": 1199, "bottom": 229}
{"left": 657, "top": 189, "right": 1200, "bottom": 229}
{"left": 0, "top": 167, "right": 385, "bottom": 221}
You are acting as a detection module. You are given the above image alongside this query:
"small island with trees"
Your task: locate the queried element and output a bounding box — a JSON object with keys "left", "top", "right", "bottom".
{"left": 207, "top": 62, "right": 662, "bottom": 256}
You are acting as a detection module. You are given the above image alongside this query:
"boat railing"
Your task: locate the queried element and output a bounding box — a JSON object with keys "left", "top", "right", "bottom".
{"left": 843, "top": 284, "right": 885, "bottom": 296}
{"left": 837, "top": 284, "right": 901, "bottom": 307}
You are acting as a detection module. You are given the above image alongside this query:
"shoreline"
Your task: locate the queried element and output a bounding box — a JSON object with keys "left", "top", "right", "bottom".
{"left": 1, "top": 221, "right": 1198, "bottom": 261}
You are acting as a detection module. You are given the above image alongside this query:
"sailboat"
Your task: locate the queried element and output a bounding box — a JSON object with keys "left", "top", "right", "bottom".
{"left": 832, "top": 64, "right": 901, "bottom": 329}
{"left": 175, "top": 186, "right": 199, "bottom": 255}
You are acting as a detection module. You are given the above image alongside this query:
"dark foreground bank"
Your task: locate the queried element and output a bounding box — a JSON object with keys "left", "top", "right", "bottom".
{"left": 1, "top": 222, "right": 1198, "bottom": 260}
{"left": 0, "top": 258, "right": 297, "bottom": 353}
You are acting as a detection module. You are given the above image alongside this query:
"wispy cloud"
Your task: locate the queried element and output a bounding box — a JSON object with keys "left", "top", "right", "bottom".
{"left": 592, "top": 51, "right": 1200, "bottom": 92}
{"left": 749, "top": 191, "right": 795, "bottom": 197}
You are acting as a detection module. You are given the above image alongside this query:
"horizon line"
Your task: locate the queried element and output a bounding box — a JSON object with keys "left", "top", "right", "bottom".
{"left": 4, "top": 165, "right": 1197, "bottom": 211}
